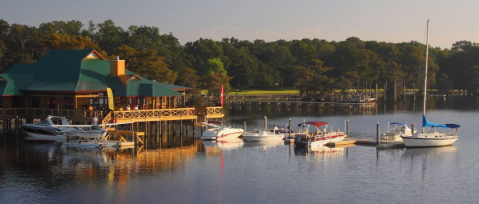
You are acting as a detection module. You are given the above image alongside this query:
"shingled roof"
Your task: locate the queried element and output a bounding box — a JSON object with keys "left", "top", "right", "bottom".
{"left": 0, "top": 49, "right": 184, "bottom": 97}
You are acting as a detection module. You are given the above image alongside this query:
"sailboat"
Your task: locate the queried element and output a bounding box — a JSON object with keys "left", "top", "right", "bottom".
{"left": 402, "top": 20, "right": 460, "bottom": 147}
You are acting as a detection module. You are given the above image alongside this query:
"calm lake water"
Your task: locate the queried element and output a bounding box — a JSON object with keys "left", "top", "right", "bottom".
{"left": 1, "top": 95, "right": 479, "bottom": 204}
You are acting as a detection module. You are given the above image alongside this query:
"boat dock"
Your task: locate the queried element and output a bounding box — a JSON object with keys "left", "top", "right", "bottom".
{"left": 323, "top": 138, "right": 405, "bottom": 149}
{"left": 104, "top": 130, "right": 145, "bottom": 147}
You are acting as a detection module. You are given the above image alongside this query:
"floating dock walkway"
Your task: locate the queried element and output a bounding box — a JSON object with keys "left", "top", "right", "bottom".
{"left": 324, "top": 138, "right": 405, "bottom": 149}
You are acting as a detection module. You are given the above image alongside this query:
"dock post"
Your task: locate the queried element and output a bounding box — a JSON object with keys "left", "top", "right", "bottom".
{"left": 411, "top": 123, "right": 414, "bottom": 136}
{"left": 244, "top": 121, "right": 246, "bottom": 132}
{"left": 346, "top": 120, "right": 349, "bottom": 138}
{"left": 133, "top": 131, "right": 137, "bottom": 151}
{"left": 376, "top": 123, "right": 380, "bottom": 145}
{"left": 264, "top": 116, "right": 267, "bottom": 131}
{"left": 288, "top": 119, "right": 292, "bottom": 138}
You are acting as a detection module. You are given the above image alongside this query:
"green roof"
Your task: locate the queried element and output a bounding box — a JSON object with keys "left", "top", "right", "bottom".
{"left": 1, "top": 49, "right": 185, "bottom": 97}
{"left": 0, "top": 74, "right": 34, "bottom": 95}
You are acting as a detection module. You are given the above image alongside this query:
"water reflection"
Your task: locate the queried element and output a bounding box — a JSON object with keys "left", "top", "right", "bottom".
{"left": 202, "top": 138, "right": 244, "bottom": 151}
{"left": 293, "top": 144, "right": 350, "bottom": 158}
{"left": 402, "top": 146, "right": 458, "bottom": 157}
{"left": 243, "top": 140, "right": 285, "bottom": 150}
{"left": 60, "top": 146, "right": 108, "bottom": 167}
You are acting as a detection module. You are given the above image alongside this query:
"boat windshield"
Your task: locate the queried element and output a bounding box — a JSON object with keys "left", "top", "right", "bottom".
{"left": 34, "top": 120, "right": 50, "bottom": 126}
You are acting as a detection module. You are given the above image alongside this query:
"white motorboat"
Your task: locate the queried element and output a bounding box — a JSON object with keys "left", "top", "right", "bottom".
{"left": 402, "top": 20, "right": 460, "bottom": 148}
{"left": 294, "top": 121, "right": 346, "bottom": 148}
{"left": 22, "top": 115, "right": 107, "bottom": 141}
{"left": 200, "top": 121, "right": 244, "bottom": 141}
{"left": 243, "top": 129, "right": 286, "bottom": 142}
{"left": 242, "top": 116, "right": 287, "bottom": 142}
{"left": 382, "top": 122, "right": 416, "bottom": 141}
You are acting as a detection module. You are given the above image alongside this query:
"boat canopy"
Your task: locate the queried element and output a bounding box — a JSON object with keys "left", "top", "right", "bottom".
{"left": 422, "top": 115, "right": 446, "bottom": 129}
{"left": 390, "top": 122, "right": 406, "bottom": 125}
{"left": 298, "top": 121, "right": 328, "bottom": 128}
{"left": 445, "top": 124, "right": 460, "bottom": 129}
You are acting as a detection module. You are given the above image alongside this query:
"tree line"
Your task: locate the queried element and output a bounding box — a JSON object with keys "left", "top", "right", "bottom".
{"left": 1, "top": 19, "right": 478, "bottom": 99}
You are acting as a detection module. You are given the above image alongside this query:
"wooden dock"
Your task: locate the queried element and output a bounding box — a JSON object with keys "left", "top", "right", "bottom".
{"left": 325, "top": 138, "right": 357, "bottom": 147}
{"left": 105, "top": 130, "right": 145, "bottom": 147}
{"left": 323, "top": 138, "right": 405, "bottom": 149}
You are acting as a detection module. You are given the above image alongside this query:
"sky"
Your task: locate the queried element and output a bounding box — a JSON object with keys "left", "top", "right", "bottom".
{"left": 1, "top": 0, "right": 478, "bottom": 49}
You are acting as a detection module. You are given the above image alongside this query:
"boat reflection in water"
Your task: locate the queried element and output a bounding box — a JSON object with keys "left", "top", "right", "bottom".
{"left": 243, "top": 140, "right": 286, "bottom": 150}
{"left": 202, "top": 138, "right": 244, "bottom": 151}
{"left": 402, "top": 145, "right": 458, "bottom": 157}
{"left": 61, "top": 146, "right": 109, "bottom": 167}
{"left": 294, "top": 144, "right": 349, "bottom": 158}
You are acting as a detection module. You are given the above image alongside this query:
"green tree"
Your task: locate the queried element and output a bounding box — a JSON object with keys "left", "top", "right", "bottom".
{"left": 113, "top": 45, "right": 177, "bottom": 83}
{"left": 95, "top": 20, "right": 128, "bottom": 54}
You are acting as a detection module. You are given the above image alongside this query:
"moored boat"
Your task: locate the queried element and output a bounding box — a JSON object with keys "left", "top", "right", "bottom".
{"left": 402, "top": 20, "right": 460, "bottom": 148}
{"left": 22, "top": 115, "right": 107, "bottom": 142}
{"left": 294, "top": 121, "right": 346, "bottom": 148}
{"left": 382, "top": 122, "right": 416, "bottom": 141}
{"left": 200, "top": 121, "right": 244, "bottom": 140}
{"left": 242, "top": 116, "right": 287, "bottom": 142}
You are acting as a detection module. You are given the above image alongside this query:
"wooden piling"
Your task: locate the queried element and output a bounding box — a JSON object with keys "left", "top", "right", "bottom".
{"left": 376, "top": 123, "right": 380, "bottom": 145}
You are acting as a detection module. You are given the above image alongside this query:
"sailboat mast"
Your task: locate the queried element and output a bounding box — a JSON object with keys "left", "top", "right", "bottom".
{"left": 423, "top": 20, "right": 429, "bottom": 116}
{"left": 422, "top": 20, "right": 430, "bottom": 133}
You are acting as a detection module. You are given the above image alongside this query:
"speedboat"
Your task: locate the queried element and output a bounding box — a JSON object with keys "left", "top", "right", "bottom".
{"left": 242, "top": 116, "right": 286, "bottom": 142}
{"left": 382, "top": 122, "right": 416, "bottom": 141}
{"left": 294, "top": 121, "right": 346, "bottom": 148}
{"left": 200, "top": 121, "right": 244, "bottom": 141}
{"left": 22, "top": 115, "right": 107, "bottom": 141}
{"left": 242, "top": 129, "right": 286, "bottom": 142}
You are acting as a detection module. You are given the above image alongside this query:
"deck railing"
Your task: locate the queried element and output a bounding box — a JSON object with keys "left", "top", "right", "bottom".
{"left": 113, "top": 108, "right": 197, "bottom": 121}
{"left": 0, "top": 107, "right": 223, "bottom": 122}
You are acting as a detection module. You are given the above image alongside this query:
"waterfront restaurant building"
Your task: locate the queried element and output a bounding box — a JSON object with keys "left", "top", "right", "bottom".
{"left": 0, "top": 49, "right": 223, "bottom": 124}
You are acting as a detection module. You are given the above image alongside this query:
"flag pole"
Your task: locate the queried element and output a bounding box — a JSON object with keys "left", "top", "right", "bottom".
{"left": 220, "top": 85, "right": 224, "bottom": 106}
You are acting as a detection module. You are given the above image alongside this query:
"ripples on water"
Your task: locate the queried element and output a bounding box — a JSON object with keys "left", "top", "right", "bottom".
{"left": 1, "top": 96, "right": 479, "bottom": 204}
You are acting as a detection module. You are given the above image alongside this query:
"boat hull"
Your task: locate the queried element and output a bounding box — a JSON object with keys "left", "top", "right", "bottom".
{"left": 23, "top": 126, "right": 66, "bottom": 141}
{"left": 201, "top": 129, "right": 244, "bottom": 140}
{"left": 310, "top": 136, "right": 345, "bottom": 148}
{"left": 402, "top": 136, "right": 458, "bottom": 147}
{"left": 243, "top": 134, "right": 285, "bottom": 142}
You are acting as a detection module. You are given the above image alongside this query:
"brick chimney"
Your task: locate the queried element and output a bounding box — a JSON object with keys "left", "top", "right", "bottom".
{"left": 110, "top": 56, "right": 125, "bottom": 77}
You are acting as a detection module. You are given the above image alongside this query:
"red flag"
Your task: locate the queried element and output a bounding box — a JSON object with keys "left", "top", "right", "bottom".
{"left": 220, "top": 85, "right": 224, "bottom": 106}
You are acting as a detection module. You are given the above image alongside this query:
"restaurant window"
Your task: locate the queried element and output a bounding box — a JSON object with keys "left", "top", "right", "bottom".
{"left": 89, "top": 93, "right": 107, "bottom": 110}
{"left": 64, "top": 97, "right": 73, "bottom": 109}
{"left": 46, "top": 97, "right": 56, "bottom": 108}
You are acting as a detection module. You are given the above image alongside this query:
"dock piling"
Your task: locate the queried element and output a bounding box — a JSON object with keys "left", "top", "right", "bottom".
{"left": 376, "top": 123, "right": 380, "bottom": 145}
{"left": 345, "top": 120, "right": 349, "bottom": 138}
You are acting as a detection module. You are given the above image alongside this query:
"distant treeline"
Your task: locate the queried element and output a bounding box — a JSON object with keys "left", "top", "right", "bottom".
{"left": 1, "top": 19, "right": 478, "bottom": 97}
